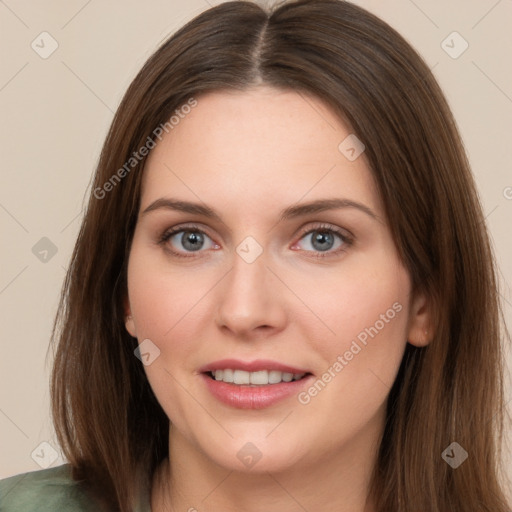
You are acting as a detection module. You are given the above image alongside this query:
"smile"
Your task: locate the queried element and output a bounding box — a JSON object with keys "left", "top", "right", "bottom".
{"left": 199, "top": 359, "right": 314, "bottom": 409}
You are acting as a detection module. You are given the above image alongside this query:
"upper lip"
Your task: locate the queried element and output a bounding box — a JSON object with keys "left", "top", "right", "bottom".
{"left": 199, "top": 359, "right": 312, "bottom": 375}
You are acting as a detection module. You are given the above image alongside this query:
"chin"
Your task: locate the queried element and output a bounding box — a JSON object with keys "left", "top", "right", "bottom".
{"left": 194, "top": 429, "right": 309, "bottom": 474}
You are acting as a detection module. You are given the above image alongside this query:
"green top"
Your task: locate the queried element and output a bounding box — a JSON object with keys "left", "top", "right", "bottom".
{"left": 0, "top": 464, "right": 151, "bottom": 511}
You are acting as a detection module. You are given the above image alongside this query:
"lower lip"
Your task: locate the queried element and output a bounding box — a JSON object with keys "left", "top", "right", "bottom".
{"left": 201, "top": 373, "right": 313, "bottom": 409}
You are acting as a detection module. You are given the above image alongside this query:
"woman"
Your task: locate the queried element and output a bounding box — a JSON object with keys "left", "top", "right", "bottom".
{"left": 1, "top": 0, "right": 510, "bottom": 511}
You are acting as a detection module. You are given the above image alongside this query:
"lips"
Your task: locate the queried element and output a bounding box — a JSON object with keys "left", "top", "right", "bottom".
{"left": 199, "top": 359, "right": 314, "bottom": 409}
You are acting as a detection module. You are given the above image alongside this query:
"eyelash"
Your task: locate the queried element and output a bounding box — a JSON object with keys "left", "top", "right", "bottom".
{"left": 157, "top": 223, "right": 354, "bottom": 259}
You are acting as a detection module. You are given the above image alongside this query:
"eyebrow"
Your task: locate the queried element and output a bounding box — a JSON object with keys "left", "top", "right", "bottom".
{"left": 141, "top": 197, "right": 379, "bottom": 222}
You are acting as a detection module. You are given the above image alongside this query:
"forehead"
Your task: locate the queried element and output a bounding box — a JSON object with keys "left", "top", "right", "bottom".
{"left": 140, "top": 86, "right": 382, "bottom": 221}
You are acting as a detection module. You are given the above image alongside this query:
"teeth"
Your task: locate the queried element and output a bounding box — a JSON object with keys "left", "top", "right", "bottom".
{"left": 222, "top": 368, "right": 234, "bottom": 383}
{"left": 211, "top": 369, "right": 306, "bottom": 385}
{"left": 250, "top": 370, "right": 268, "bottom": 385}
{"left": 233, "top": 369, "right": 250, "bottom": 385}
{"left": 268, "top": 370, "right": 282, "bottom": 384}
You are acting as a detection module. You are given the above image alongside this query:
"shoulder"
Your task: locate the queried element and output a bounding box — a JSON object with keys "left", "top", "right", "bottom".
{"left": 0, "top": 464, "right": 102, "bottom": 512}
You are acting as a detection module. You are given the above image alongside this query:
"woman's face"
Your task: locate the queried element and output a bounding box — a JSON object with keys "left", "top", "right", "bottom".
{"left": 125, "top": 85, "right": 429, "bottom": 474}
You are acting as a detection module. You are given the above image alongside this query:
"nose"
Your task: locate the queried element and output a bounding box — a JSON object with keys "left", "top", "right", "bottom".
{"left": 215, "top": 247, "right": 287, "bottom": 338}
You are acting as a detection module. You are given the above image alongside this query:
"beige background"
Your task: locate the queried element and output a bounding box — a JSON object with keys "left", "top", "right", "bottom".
{"left": 1, "top": 0, "right": 511, "bottom": 497}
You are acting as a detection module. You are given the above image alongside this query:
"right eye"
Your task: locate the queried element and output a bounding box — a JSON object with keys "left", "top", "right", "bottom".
{"left": 158, "top": 224, "right": 220, "bottom": 258}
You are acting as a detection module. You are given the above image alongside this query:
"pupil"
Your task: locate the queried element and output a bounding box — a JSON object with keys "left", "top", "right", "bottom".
{"left": 182, "top": 231, "right": 203, "bottom": 251}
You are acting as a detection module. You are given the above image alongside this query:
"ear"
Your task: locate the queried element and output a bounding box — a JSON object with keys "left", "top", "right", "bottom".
{"left": 406, "top": 289, "right": 433, "bottom": 347}
{"left": 124, "top": 296, "right": 137, "bottom": 338}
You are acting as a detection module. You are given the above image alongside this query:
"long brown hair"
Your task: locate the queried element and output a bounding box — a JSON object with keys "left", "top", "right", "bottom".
{"left": 50, "top": 1, "right": 511, "bottom": 510}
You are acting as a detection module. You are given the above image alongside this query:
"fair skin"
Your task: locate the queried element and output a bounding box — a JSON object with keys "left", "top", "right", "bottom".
{"left": 125, "top": 85, "right": 431, "bottom": 512}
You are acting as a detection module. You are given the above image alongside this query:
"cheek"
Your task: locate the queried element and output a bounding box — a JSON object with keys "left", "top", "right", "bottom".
{"left": 293, "top": 255, "right": 410, "bottom": 381}
{"left": 126, "top": 247, "right": 204, "bottom": 423}
{"left": 126, "top": 241, "right": 200, "bottom": 340}
{"left": 126, "top": 244, "right": 215, "bottom": 393}
{"left": 299, "top": 258, "right": 407, "bottom": 330}
{"left": 293, "top": 269, "right": 409, "bottom": 444}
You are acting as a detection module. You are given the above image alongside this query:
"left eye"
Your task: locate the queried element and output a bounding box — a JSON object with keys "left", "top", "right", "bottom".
{"left": 293, "top": 228, "right": 348, "bottom": 255}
